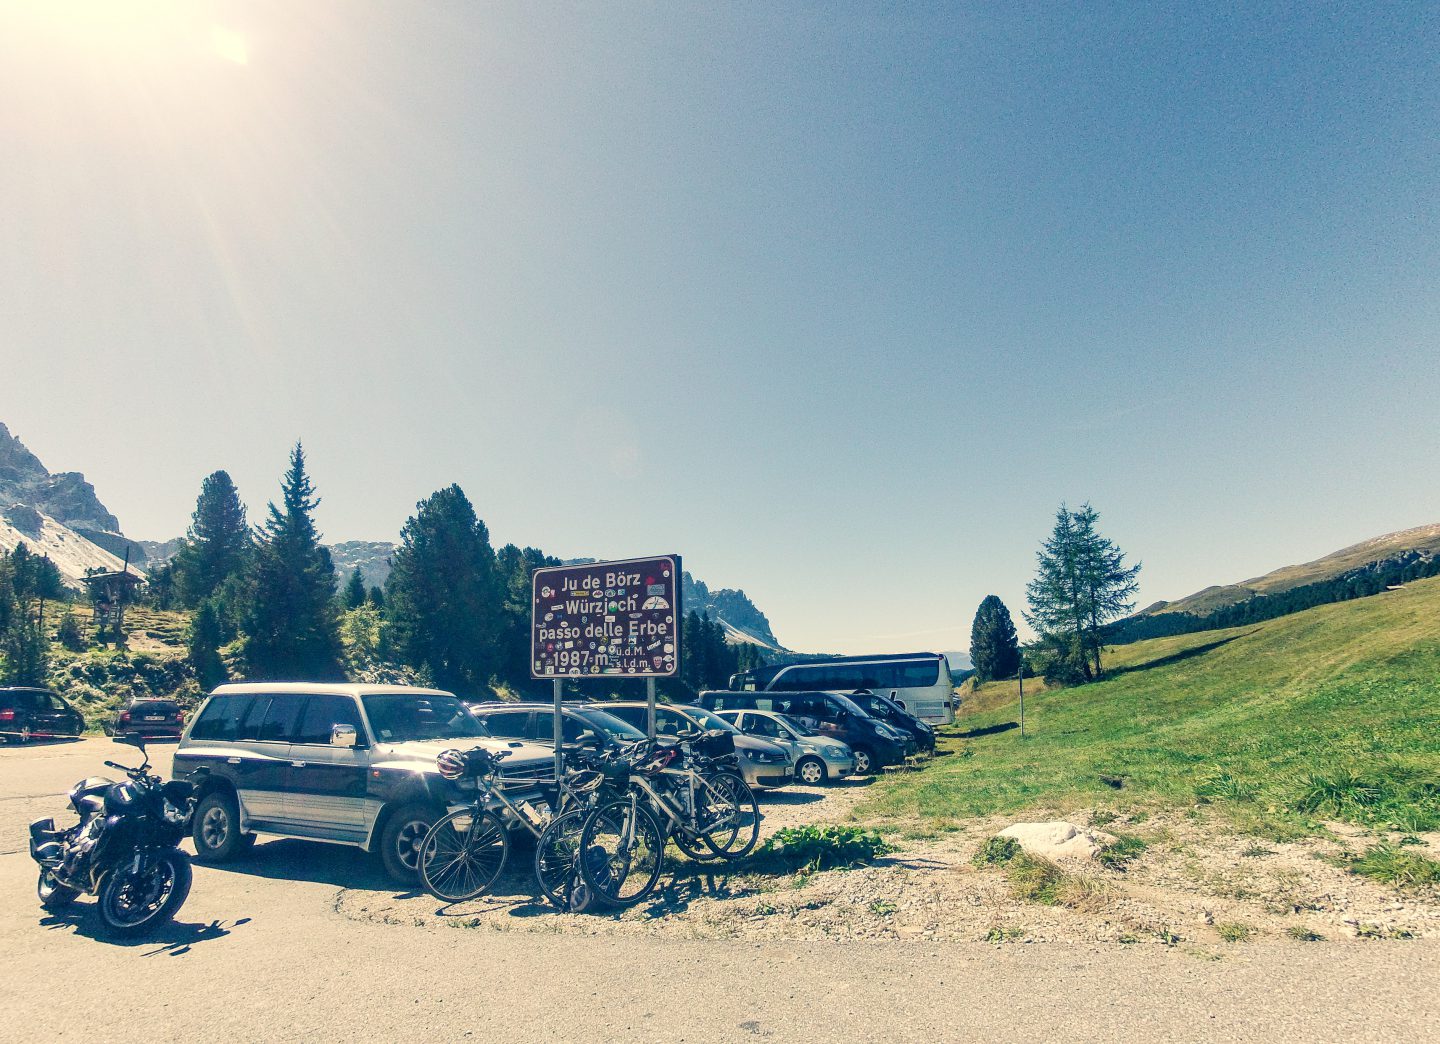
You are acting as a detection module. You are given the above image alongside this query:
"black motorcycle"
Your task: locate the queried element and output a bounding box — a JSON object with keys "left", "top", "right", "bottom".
{"left": 29, "top": 733, "right": 196, "bottom": 936}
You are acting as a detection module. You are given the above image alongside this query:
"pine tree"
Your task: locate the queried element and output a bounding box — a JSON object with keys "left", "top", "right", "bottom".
{"left": 1024, "top": 503, "right": 1140, "bottom": 683}
{"left": 382, "top": 485, "right": 503, "bottom": 693}
{"left": 343, "top": 567, "right": 366, "bottom": 610}
{"left": 173, "top": 471, "right": 252, "bottom": 607}
{"left": 243, "top": 444, "right": 342, "bottom": 679}
{"left": 56, "top": 609, "right": 87, "bottom": 652}
{"left": 1, "top": 611, "right": 47, "bottom": 686}
{"left": 969, "top": 595, "right": 1021, "bottom": 682}
{"left": 367, "top": 585, "right": 385, "bottom": 610}
{"left": 188, "top": 600, "right": 227, "bottom": 690}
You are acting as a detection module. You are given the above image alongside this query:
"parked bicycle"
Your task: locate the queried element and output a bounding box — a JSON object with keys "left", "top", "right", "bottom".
{"left": 420, "top": 743, "right": 618, "bottom": 907}
{"left": 577, "top": 728, "right": 759, "bottom": 908}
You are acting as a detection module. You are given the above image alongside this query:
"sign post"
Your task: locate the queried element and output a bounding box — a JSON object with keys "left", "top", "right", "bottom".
{"left": 530, "top": 555, "right": 682, "bottom": 773}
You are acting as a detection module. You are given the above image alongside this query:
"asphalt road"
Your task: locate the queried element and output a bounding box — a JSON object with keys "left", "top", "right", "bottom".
{"left": 0, "top": 738, "right": 1435, "bottom": 1043}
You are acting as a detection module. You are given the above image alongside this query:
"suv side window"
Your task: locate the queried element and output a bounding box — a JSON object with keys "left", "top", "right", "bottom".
{"left": 191, "top": 695, "right": 255, "bottom": 741}
{"left": 605, "top": 706, "right": 643, "bottom": 729}
{"left": 256, "top": 694, "right": 307, "bottom": 743}
{"left": 481, "top": 710, "right": 530, "bottom": 740}
{"left": 655, "top": 710, "right": 689, "bottom": 734}
{"left": 294, "top": 695, "right": 365, "bottom": 746}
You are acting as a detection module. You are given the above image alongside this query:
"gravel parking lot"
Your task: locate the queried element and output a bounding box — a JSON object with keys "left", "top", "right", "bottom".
{"left": 2, "top": 738, "right": 1436, "bottom": 1043}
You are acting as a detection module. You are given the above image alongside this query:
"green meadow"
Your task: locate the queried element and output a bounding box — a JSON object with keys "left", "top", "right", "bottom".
{"left": 861, "top": 575, "right": 1440, "bottom": 838}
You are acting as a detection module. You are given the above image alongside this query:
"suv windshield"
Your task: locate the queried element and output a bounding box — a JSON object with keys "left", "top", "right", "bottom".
{"left": 362, "top": 693, "right": 488, "bottom": 743}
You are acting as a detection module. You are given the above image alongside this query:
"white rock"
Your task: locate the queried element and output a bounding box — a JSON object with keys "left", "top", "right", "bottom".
{"left": 997, "top": 821, "right": 1119, "bottom": 862}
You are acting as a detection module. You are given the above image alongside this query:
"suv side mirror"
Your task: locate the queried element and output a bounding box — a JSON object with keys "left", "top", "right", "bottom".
{"left": 331, "top": 724, "right": 359, "bottom": 748}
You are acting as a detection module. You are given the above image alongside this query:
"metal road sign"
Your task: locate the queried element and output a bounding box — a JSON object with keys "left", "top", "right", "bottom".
{"left": 530, "top": 555, "right": 681, "bottom": 679}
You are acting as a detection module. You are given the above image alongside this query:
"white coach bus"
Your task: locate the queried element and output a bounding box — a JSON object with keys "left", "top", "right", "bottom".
{"left": 728, "top": 652, "right": 956, "bottom": 725}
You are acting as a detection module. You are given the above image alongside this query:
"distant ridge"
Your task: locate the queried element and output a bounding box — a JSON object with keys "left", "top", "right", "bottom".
{"left": 1111, "top": 521, "right": 1440, "bottom": 644}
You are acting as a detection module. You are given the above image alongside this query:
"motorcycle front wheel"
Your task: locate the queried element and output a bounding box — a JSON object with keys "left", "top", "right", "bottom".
{"left": 97, "top": 850, "right": 192, "bottom": 937}
{"left": 37, "top": 868, "right": 78, "bottom": 910}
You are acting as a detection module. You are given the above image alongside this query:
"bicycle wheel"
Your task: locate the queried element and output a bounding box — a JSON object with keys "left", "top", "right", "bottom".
{"left": 578, "top": 799, "right": 665, "bottom": 907}
{"left": 418, "top": 807, "right": 510, "bottom": 902}
{"left": 534, "top": 807, "right": 588, "bottom": 909}
{"left": 698, "top": 771, "right": 761, "bottom": 860}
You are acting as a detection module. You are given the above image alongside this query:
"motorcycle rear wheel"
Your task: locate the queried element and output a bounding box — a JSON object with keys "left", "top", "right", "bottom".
{"left": 97, "top": 851, "right": 192, "bottom": 937}
{"left": 37, "top": 868, "right": 78, "bottom": 910}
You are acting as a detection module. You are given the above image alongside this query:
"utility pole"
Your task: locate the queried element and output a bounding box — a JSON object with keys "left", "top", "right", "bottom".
{"left": 1017, "top": 657, "right": 1025, "bottom": 739}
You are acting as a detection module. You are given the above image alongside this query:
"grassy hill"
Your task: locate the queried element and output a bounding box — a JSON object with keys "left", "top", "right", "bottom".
{"left": 861, "top": 574, "right": 1440, "bottom": 838}
{"left": 1146, "top": 521, "right": 1440, "bottom": 617}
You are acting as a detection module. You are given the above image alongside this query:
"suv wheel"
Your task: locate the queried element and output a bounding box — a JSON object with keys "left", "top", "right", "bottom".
{"left": 796, "top": 757, "right": 826, "bottom": 785}
{"left": 851, "top": 747, "right": 875, "bottom": 775}
{"left": 192, "top": 791, "right": 253, "bottom": 863}
{"left": 380, "top": 803, "right": 440, "bottom": 883}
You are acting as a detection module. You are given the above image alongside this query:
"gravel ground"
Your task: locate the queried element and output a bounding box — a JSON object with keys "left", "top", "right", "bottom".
{"left": 338, "top": 774, "right": 1440, "bottom": 947}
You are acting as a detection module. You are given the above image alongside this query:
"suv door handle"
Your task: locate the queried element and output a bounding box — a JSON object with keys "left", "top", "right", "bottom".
{"left": 291, "top": 760, "right": 307, "bottom": 768}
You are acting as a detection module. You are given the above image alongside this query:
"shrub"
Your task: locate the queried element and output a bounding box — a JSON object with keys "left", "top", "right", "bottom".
{"left": 55, "top": 610, "right": 87, "bottom": 652}
{"left": 972, "top": 836, "right": 1022, "bottom": 866}
{"left": 1215, "top": 921, "right": 1253, "bottom": 943}
{"left": 1195, "top": 770, "right": 1257, "bottom": 803}
{"left": 759, "top": 825, "right": 892, "bottom": 873}
{"left": 1348, "top": 844, "right": 1440, "bottom": 888}
{"left": 1096, "top": 833, "right": 1147, "bottom": 871}
{"left": 1286, "top": 926, "right": 1324, "bottom": 942}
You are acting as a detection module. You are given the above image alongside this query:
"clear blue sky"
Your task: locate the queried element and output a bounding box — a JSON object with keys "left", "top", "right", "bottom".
{"left": 3, "top": 2, "right": 1438, "bottom": 654}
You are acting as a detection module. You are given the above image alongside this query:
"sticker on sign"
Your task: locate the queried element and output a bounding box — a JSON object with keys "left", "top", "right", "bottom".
{"left": 531, "top": 555, "right": 681, "bottom": 679}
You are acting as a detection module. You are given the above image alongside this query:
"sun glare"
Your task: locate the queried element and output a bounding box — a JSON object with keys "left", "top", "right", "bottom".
{"left": 11, "top": 1, "right": 249, "bottom": 66}
{"left": 210, "top": 25, "right": 247, "bottom": 65}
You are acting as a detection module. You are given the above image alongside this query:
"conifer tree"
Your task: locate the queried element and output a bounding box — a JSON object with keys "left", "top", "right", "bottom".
{"left": 969, "top": 595, "right": 1021, "bottom": 682}
{"left": 188, "top": 600, "right": 227, "bottom": 690}
{"left": 344, "top": 566, "right": 366, "bottom": 610}
{"left": 173, "top": 471, "right": 252, "bottom": 607}
{"left": 0, "top": 611, "right": 47, "bottom": 686}
{"left": 383, "top": 485, "right": 503, "bottom": 693}
{"left": 367, "top": 585, "right": 385, "bottom": 610}
{"left": 243, "top": 444, "right": 342, "bottom": 679}
{"left": 1025, "top": 502, "right": 1140, "bottom": 683}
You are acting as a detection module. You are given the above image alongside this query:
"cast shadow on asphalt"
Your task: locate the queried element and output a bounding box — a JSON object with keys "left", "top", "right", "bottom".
{"left": 39, "top": 907, "right": 251, "bottom": 955}
{"left": 200, "top": 837, "right": 421, "bottom": 895}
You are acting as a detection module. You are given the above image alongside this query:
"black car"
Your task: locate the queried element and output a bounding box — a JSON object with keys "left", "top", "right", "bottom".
{"left": 0, "top": 687, "right": 85, "bottom": 744}
{"left": 844, "top": 689, "right": 936, "bottom": 753}
{"left": 108, "top": 698, "right": 187, "bottom": 740}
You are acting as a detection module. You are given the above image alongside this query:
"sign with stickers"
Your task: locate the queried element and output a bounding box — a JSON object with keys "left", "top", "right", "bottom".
{"left": 530, "top": 555, "right": 681, "bottom": 679}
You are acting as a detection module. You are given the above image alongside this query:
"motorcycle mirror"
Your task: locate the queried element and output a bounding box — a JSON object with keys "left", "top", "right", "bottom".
{"left": 117, "top": 731, "right": 147, "bottom": 751}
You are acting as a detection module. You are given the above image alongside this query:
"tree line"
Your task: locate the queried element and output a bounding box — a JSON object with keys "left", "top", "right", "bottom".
{"left": 151, "top": 443, "right": 764, "bottom": 699}
{"left": 1102, "top": 549, "right": 1440, "bottom": 646}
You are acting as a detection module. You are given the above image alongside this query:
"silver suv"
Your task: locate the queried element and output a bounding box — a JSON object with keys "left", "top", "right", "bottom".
{"left": 173, "top": 683, "right": 554, "bottom": 881}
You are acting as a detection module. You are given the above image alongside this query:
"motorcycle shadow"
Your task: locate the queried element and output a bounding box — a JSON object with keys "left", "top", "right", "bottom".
{"left": 39, "top": 906, "right": 249, "bottom": 953}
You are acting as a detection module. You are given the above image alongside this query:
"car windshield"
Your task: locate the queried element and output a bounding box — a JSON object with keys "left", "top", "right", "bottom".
{"left": 674, "top": 706, "right": 738, "bottom": 733}
{"left": 362, "top": 693, "right": 488, "bottom": 743}
{"left": 776, "top": 713, "right": 817, "bottom": 737}
{"left": 577, "top": 708, "right": 645, "bottom": 741}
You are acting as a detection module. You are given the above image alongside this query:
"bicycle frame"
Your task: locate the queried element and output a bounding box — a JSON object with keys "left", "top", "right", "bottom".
{"left": 625, "top": 763, "right": 740, "bottom": 838}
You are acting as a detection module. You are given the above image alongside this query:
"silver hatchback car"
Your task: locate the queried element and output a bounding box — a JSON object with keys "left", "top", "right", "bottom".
{"left": 717, "top": 709, "right": 855, "bottom": 785}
